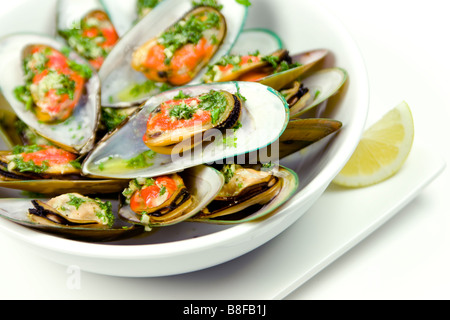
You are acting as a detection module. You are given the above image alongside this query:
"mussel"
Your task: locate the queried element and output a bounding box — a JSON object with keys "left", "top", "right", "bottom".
{"left": 142, "top": 89, "right": 242, "bottom": 155}
{"left": 286, "top": 68, "right": 348, "bottom": 118}
{"left": 81, "top": 81, "right": 289, "bottom": 180}
{"left": 0, "top": 143, "right": 130, "bottom": 196}
{"left": 131, "top": 6, "right": 226, "bottom": 86}
{"left": 190, "top": 164, "right": 299, "bottom": 224}
{"left": 0, "top": 34, "right": 101, "bottom": 155}
{"left": 29, "top": 193, "right": 114, "bottom": 228}
{"left": 15, "top": 44, "right": 90, "bottom": 124}
{"left": 57, "top": 0, "right": 120, "bottom": 70}
{"left": 202, "top": 48, "right": 328, "bottom": 91}
{"left": 99, "top": 0, "right": 247, "bottom": 108}
{"left": 0, "top": 144, "right": 81, "bottom": 181}
{"left": 118, "top": 165, "right": 224, "bottom": 227}
{"left": 0, "top": 196, "right": 143, "bottom": 241}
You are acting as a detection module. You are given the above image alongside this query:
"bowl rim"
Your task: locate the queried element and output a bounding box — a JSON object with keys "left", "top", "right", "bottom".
{"left": 0, "top": 0, "right": 369, "bottom": 265}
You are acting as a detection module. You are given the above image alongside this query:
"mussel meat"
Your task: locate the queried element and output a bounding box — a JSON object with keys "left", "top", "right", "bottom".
{"left": 131, "top": 6, "right": 227, "bottom": 86}
{"left": 118, "top": 165, "right": 225, "bottom": 227}
{"left": 0, "top": 144, "right": 81, "bottom": 181}
{"left": 0, "top": 196, "right": 143, "bottom": 242}
{"left": 58, "top": 7, "right": 119, "bottom": 70}
{"left": 197, "top": 164, "right": 281, "bottom": 219}
{"left": 28, "top": 193, "right": 114, "bottom": 228}
{"left": 121, "top": 174, "right": 192, "bottom": 226}
{"left": 14, "top": 44, "right": 91, "bottom": 124}
{"left": 190, "top": 164, "right": 299, "bottom": 224}
{"left": 143, "top": 89, "right": 241, "bottom": 155}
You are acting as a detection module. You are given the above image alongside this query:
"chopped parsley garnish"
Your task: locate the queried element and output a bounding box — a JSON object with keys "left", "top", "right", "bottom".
{"left": 262, "top": 162, "right": 275, "bottom": 170}
{"left": 13, "top": 85, "right": 33, "bottom": 111}
{"left": 67, "top": 60, "right": 93, "bottom": 80}
{"left": 137, "top": 0, "right": 162, "bottom": 17}
{"left": 235, "top": 0, "right": 252, "bottom": 6}
{"left": 314, "top": 90, "right": 321, "bottom": 99}
{"left": 101, "top": 108, "right": 130, "bottom": 132}
{"left": 10, "top": 158, "right": 49, "bottom": 174}
{"left": 198, "top": 90, "right": 228, "bottom": 124}
{"left": 262, "top": 54, "right": 301, "bottom": 74}
{"left": 167, "top": 90, "right": 228, "bottom": 124}
{"left": 126, "top": 150, "right": 157, "bottom": 169}
{"left": 159, "top": 185, "right": 167, "bottom": 196}
{"left": 169, "top": 102, "right": 198, "bottom": 120}
{"left": 12, "top": 144, "right": 44, "bottom": 155}
{"left": 130, "top": 80, "right": 171, "bottom": 98}
{"left": 192, "top": 0, "right": 223, "bottom": 10}
{"left": 174, "top": 90, "right": 192, "bottom": 100}
{"left": 157, "top": 11, "right": 221, "bottom": 64}
{"left": 67, "top": 194, "right": 86, "bottom": 210}
{"left": 69, "top": 160, "right": 82, "bottom": 169}
{"left": 232, "top": 121, "right": 243, "bottom": 131}
{"left": 94, "top": 198, "right": 115, "bottom": 227}
{"left": 221, "top": 164, "right": 236, "bottom": 184}
{"left": 235, "top": 86, "right": 247, "bottom": 102}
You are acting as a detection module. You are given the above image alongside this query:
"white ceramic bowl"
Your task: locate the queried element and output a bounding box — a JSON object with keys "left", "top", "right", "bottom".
{"left": 0, "top": 0, "right": 368, "bottom": 277}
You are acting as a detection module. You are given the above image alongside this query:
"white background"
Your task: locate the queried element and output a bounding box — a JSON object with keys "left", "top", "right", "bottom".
{"left": 0, "top": 0, "right": 449, "bottom": 300}
{"left": 288, "top": 0, "right": 450, "bottom": 299}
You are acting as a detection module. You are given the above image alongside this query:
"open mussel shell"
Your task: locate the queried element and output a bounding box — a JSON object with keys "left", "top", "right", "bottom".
{"left": 0, "top": 198, "right": 144, "bottom": 242}
{"left": 82, "top": 81, "right": 289, "bottom": 180}
{"left": 189, "top": 165, "right": 299, "bottom": 225}
{"left": 99, "top": 0, "right": 248, "bottom": 108}
{"left": 257, "top": 49, "right": 329, "bottom": 91}
{"left": 119, "top": 165, "right": 224, "bottom": 227}
{"left": 0, "top": 33, "right": 101, "bottom": 155}
{"left": 287, "top": 67, "right": 348, "bottom": 118}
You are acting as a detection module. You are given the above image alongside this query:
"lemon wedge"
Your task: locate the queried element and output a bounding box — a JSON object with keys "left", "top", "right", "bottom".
{"left": 333, "top": 101, "right": 414, "bottom": 188}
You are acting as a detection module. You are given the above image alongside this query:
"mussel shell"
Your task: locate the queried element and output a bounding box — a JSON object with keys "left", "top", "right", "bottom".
{"left": 289, "top": 67, "right": 348, "bottom": 118}
{"left": 188, "top": 165, "right": 299, "bottom": 225}
{"left": 99, "top": 0, "right": 248, "bottom": 108}
{"left": 258, "top": 49, "right": 329, "bottom": 91}
{"left": 0, "top": 33, "right": 101, "bottom": 155}
{"left": 277, "top": 118, "right": 343, "bottom": 159}
{"left": 82, "top": 81, "right": 289, "bottom": 180}
{"left": 118, "top": 165, "right": 224, "bottom": 227}
{"left": 0, "top": 178, "right": 130, "bottom": 196}
{"left": 0, "top": 198, "right": 144, "bottom": 242}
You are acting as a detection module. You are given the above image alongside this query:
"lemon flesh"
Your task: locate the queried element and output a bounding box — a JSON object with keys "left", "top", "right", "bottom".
{"left": 333, "top": 101, "right": 414, "bottom": 188}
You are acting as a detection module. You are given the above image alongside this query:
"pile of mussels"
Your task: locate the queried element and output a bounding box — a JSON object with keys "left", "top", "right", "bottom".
{"left": 0, "top": 0, "right": 347, "bottom": 242}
